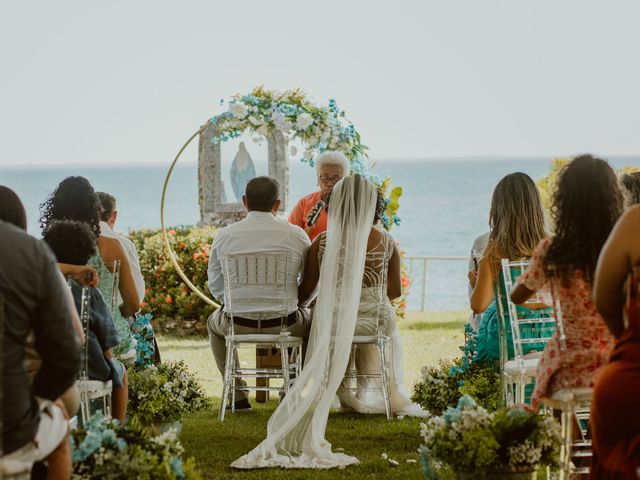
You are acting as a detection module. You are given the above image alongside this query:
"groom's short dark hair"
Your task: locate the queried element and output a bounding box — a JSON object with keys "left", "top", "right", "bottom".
{"left": 245, "top": 176, "right": 280, "bottom": 212}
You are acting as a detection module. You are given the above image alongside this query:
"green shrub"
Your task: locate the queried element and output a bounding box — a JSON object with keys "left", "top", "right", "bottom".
{"left": 130, "top": 226, "right": 218, "bottom": 331}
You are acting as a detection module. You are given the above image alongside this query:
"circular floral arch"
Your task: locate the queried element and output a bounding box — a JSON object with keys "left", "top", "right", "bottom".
{"left": 160, "top": 87, "right": 403, "bottom": 308}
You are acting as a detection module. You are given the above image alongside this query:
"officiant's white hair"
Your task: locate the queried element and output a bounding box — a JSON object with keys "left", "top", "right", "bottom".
{"left": 315, "top": 151, "right": 350, "bottom": 175}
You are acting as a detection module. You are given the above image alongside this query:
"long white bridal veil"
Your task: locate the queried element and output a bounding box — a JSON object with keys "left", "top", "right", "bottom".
{"left": 231, "top": 174, "right": 377, "bottom": 469}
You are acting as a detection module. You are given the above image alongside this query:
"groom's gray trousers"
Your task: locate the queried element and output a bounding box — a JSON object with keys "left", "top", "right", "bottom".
{"left": 207, "top": 306, "right": 311, "bottom": 402}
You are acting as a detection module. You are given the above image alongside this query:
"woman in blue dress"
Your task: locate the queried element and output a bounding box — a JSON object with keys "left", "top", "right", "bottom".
{"left": 468, "top": 172, "right": 550, "bottom": 364}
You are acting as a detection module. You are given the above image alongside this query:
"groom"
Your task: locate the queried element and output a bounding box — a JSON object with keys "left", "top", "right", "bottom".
{"left": 206, "top": 176, "right": 312, "bottom": 411}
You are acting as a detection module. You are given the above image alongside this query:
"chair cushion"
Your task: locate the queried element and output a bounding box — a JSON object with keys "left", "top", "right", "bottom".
{"left": 230, "top": 334, "right": 303, "bottom": 345}
{"left": 503, "top": 358, "right": 539, "bottom": 376}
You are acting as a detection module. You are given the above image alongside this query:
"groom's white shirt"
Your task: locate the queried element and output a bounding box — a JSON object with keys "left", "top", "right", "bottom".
{"left": 100, "top": 221, "right": 146, "bottom": 302}
{"left": 207, "top": 211, "right": 310, "bottom": 320}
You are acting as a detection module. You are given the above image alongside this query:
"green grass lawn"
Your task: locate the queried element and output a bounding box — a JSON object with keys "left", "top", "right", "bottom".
{"left": 157, "top": 310, "right": 467, "bottom": 479}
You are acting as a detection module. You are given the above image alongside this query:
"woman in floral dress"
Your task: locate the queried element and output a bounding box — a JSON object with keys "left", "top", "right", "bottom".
{"left": 510, "top": 154, "right": 624, "bottom": 408}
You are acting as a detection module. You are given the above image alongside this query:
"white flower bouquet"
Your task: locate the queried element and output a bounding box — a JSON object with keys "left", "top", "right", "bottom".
{"left": 128, "top": 360, "right": 208, "bottom": 424}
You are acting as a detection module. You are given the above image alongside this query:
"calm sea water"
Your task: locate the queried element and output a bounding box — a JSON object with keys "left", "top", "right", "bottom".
{"left": 2, "top": 156, "right": 639, "bottom": 310}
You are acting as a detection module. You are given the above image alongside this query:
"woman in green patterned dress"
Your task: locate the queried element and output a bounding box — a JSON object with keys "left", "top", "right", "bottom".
{"left": 40, "top": 176, "right": 140, "bottom": 362}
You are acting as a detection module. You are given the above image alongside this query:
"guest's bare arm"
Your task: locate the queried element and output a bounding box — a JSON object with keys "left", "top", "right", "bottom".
{"left": 594, "top": 206, "right": 640, "bottom": 338}
{"left": 58, "top": 264, "right": 99, "bottom": 288}
{"left": 387, "top": 242, "right": 402, "bottom": 301}
{"left": 298, "top": 239, "right": 321, "bottom": 305}
{"left": 98, "top": 236, "right": 141, "bottom": 317}
{"left": 470, "top": 250, "right": 495, "bottom": 314}
{"left": 510, "top": 282, "right": 535, "bottom": 305}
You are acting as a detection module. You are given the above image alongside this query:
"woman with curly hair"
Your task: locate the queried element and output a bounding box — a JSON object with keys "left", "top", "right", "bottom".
{"left": 44, "top": 219, "right": 129, "bottom": 423}
{"left": 40, "top": 176, "right": 140, "bottom": 361}
{"left": 510, "top": 154, "right": 623, "bottom": 408}
{"left": 469, "top": 172, "right": 551, "bottom": 364}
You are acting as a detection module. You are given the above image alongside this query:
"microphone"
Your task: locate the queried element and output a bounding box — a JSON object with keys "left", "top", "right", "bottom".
{"left": 306, "top": 200, "right": 326, "bottom": 227}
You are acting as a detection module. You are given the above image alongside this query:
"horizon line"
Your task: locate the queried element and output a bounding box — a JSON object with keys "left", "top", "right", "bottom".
{"left": 2, "top": 153, "right": 640, "bottom": 169}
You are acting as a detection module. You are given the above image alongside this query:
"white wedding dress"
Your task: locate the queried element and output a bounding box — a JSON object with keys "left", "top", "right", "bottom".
{"left": 231, "top": 175, "right": 425, "bottom": 470}
{"left": 319, "top": 229, "right": 428, "bottom": 417}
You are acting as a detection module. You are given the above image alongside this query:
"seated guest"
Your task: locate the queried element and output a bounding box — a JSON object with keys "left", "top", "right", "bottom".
{"left": 511, "top": 155, "right": 621, "bottom": 409}
{"left": 621, "top": 171, "right": 640, "bottom": 206}
{"left": 0, "top": 185, "right": 84, "bottom": 417}
{"left": 207, "top": 176, "right": 311, "bottom": 410}
{"left": 44, "top": 219, "right": 129, "bottom": 423}
{"left": 96, "top": 191, "right": 159, "bottom": 364}
{"left": 467, "top": 231, "right": 490, "bottom": 332}
{"left": 591, "top": 204, "right": 640, "bottom": 477}
{"left": 469, "top": 172, "right": 550, "bottom": 363}
{"left": 288, "top": 151, "right": 349, "bottom": 240}
{"left": 298, "top": 178, "right": 427, "bottom": 416}
{"left": 40, "top": 176, "right": 140, "bottom": 361}
{"left": 0, "top": 220, "right": 81, "bottom": 479}
{"left": 96, "top": 191, "right": 145, "bottom": 302}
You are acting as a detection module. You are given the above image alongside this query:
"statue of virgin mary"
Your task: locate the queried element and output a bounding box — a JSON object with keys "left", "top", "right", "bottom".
{"left": 230, "top": 142, "right": 256, "bottom": 201}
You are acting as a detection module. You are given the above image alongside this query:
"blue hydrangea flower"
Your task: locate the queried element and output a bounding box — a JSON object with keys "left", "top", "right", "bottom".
{"left": 456, "top": 394, "right": 478, "bottom": 409}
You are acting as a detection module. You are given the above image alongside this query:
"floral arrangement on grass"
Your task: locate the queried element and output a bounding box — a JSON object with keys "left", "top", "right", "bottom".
{"left": 419, "top": 396, "right": 561, "bottom": 479}
{"left": 130, "top": 226, "right": 217, "bottom": 332}
{"left": 211, "top": 87, "right": 403, "bottom": 230}
{"left": 128, "top": 361, "right": 208, "bottom": 425}
{"left": 412, "top": 325, "right": 500, "bottom": 414}
{"left": 71, "top": 414, "right": 201, "bottom": 479}
{"left": 132, "top": 313, "right": 156, "bottom": 368}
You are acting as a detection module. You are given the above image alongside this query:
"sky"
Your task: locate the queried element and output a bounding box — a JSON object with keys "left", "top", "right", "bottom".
{"left": 1, "top": 0, "right": 639, "bottom": 166}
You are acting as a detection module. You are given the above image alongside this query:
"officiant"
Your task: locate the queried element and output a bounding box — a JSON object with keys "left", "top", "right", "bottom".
{"left": 288, "top": 151, "right": 350, "bottom": 240}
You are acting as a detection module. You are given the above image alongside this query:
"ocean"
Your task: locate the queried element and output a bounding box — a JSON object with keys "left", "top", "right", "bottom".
{"left": 2, "top": 156, "right": 639, "bottom": 310}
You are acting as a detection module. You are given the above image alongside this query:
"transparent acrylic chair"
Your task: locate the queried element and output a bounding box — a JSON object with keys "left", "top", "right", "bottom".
{"left": 103, "top": 260, "right": 121, "bottom": 317}
{"left": 498, "top": 258, "right": 556, "bottom": 406}
{"left": 340, "top": 249, "right": 393, "bottom": 420}
{"left": 218, "top": 250, "right": 303, "bottom": 421}
{"left": 73, "top": 283, "right": 113, "bottom": 426}
{"left": 540, "top": 281, "right": 593, "bottom": 479}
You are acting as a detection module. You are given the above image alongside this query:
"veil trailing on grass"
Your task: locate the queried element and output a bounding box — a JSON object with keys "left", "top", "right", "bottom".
{"left": 231, "top": 174, "right": 377, "bottom": 469}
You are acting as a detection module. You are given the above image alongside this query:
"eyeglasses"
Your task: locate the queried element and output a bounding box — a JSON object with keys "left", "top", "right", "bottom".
{"left": 318, "top": 175, "right": 342, "bottom": 185}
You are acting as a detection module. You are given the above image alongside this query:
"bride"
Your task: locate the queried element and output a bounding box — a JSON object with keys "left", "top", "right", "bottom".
{"left": 232, "top": 174, "right": 425, "bottom": 470}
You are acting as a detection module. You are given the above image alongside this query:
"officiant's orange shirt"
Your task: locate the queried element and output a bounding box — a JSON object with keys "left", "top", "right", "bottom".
{"left": 288, "top": 191, "right": 327, "bottom": 241}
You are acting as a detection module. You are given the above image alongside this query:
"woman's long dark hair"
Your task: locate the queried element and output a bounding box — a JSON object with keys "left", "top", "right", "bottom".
{"left": 0, "top": 186, "right": 27, "bottom": 230}
{"left": 39, "top": 176, "right": 101, "bottom": 237}
{"left": 544, "top": 154, "right": 625, "bottom": 283}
